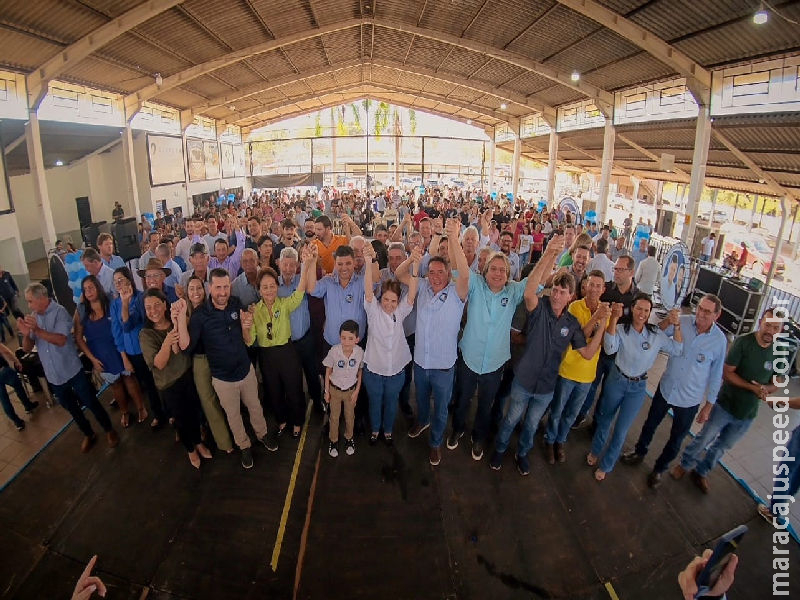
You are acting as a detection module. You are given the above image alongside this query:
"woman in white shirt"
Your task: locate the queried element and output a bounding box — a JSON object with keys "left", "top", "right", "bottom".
{"left": 516, "top": 224, "right": 533, "bottom": 266}
{"left": 362, "top": 244, "right": 420, "bottom": 445}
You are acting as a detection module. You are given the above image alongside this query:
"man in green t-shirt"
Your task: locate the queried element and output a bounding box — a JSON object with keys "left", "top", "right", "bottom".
{"left": 672, "top": 309, "right": 783, "bottom": 493}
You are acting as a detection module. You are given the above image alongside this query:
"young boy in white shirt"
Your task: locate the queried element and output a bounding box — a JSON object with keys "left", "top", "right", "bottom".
{"left": 323, "top": 320, "right": 364, "bottom": 457}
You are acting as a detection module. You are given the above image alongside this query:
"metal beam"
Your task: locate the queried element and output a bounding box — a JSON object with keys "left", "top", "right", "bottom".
{"left": 555, "top": 0, "right": 711, "bottom": 106}
{"left": 3, "top": 134, "right": 26, "bottom": 156}
{"left": 191, "top": 59, "right": 363, "bottom": 113}
{"left": 123, "top": 17, "right": 615, "bottom": 116}
{"left": 712, "top": 129, "right": 798, "bottom": 203}
{"left": 231, "top": 82, "right": 521, "bottom": 129}
{"left": 617, "top": 133, "right": 690, "bottom": 177}
{"left": 27, "top": 0, "right": 183, "bottom": 110}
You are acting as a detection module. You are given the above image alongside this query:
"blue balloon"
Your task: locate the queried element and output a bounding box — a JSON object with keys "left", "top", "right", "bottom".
{"left": 490, "top": 192, "right": 497, "bottom": 199}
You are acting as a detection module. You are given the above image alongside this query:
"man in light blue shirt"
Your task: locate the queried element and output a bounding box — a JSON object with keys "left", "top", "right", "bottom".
{"left": 97, "top": 233, "right": 125, "bottom": 270}
{"left": 309, "top": 245, "right": 367, "bottom": 348}
{"left": 620, "top": 294, "right": 726, "bottom": 488}
{"left": 448, "top": 227, "right": 560, "bottom": 461}
{"left": 278, "top": 246, "right": 322, "bottom": 412}
{"left": 396, "top": 223, "right": 467, "bottom": 465}
{"left": 80, "top": 248, "right": 115, "bottom": 297}
{"left": 18, "top": 283, "right": 117, "bottom": 453}
{"left": 156, "top": 243, "right": 183, "bottom": 289}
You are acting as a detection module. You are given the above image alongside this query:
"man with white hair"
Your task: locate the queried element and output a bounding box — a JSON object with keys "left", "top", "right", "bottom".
{"left": 349, "top": 235, "right": 380, "bottom": 281}
{"left": 232, "top": 248, "right": 260, "bottom": 308}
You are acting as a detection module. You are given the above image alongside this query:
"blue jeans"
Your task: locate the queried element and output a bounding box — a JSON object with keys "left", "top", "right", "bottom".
{"left": 700, "top": 254, "right": 711, "bottom": 263}
{"left": 546, "top": 377, "right": 592, "bottom": 444}
{"left": 414, "top": 363, "right": 455, "bottom": 448}
{"left": 0, "top": 366, "right": 33, "bottom": 426}
{"left": 634, "top": 385, "right": 699, "bottom": 473}
{"left": 363, "top": 367, "right": 405, "bottom": 435}
{"left": 453, "top": 358, "right": 505, "bottom": 443}
{"left": 590, "top": 367, "right": 648, "bottom": 473}
{"left": 680, "top": 404, "right": 753, "bottom": 477}
{"left": 576, "top": 352, "right": 614, "bottom": 422}
{"left": 518, "top": 251, "right": 530, "bottom": 266}
{"left": 495, "top": 380, "right": 554, "bottom": 457}
{"left": 770, "top": 425, "right": 800, "bottom": 518}
{"left": 52, "top": 369, "right": 113, "bottom": 437}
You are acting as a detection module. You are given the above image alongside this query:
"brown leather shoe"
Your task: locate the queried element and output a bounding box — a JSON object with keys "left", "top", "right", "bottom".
{"left": 107, "top": 429, "right": 120, "bottom": 448}
{"left": 544, "top": 443, "right": 555, "bottom": 465}
{"left": 554, "top": 443, "right": 566, "bottom": 463}
{"left": 670, "top": 464, "right": 687, "bottom": 480}
{"left": 81, "top": 434, "right": 97, "bottom": 453}
{"left": 690, "top": 470, "right": 710, "bottom": 494}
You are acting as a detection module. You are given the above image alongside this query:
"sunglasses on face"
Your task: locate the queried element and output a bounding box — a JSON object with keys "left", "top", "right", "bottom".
{"left": 266, "top": 321, "right": 273, "bottom": 340}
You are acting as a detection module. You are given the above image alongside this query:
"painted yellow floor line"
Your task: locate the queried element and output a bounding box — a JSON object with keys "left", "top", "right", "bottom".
{"left": 271, "top": 402, "right": 313, "bottom": 572}
{"left": 605, "top": 581, "right": 620, "bottom": 600}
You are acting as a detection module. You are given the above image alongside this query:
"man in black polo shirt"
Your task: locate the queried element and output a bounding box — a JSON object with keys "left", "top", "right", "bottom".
{"left": 489, "top": 256, "right": 605, "bottom": 475}
{"left": 573, "top": 254, "right": 638, "bottom": 429}
{"left": 177, "top": 268, "right": 277, "bottom": 470}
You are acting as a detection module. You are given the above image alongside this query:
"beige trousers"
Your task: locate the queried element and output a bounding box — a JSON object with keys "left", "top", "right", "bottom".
{"left": 328, "top": 386, "right": 355, "bottom": 443}
{"left": 211, "top": 365, "right": 267, "bottom": 450}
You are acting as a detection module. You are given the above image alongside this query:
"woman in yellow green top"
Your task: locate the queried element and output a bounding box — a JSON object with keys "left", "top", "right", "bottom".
{"left": 252, "top": 244, "right": 318, "bottom": 439}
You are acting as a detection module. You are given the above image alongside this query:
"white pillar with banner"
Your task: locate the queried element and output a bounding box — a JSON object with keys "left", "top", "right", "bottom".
{"left": 488, "top": 135, "right": 496, "bottom": 196}
{"left": 597, "top": 120, "right": 615, "bottom": 225}
{"left": 681, "top": 106, "right": 711, "bottom": 246}
{"left": 24, "top": 111, "right": 57, "bottom": 251}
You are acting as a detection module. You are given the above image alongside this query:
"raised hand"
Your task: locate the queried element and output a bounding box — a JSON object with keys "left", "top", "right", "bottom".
{"left": 363, "top": 243, "right": 377, "bottom": 261}
{"left": 445, "top": 218, "right": 460, "bottom": 240}
{"left": 546, "top": 234, "right": 566, "bottom": 256}
{"left": 71, "top": 555, "right": 107, "bottom": 600}
{"left": 119, "top": 283, "right": 133, "bottom": 304}
{"left": 240, "top": 309, "right": 254, "bottom": 329}
{"left": 668, "top": 308, "right": 681, "bottom": 326}
{"left": 410, "top": 246, "right": 423, "bottom": 264}
{"left": 611, "top": 302, "right": 624, "bottom": 319}
{"left": 16, "top": 316, "right": 30, "bottom": 336}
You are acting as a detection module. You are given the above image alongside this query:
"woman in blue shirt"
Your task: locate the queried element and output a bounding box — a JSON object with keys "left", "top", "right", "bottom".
{"left": 74, "top": 275, "right": 146, "bottom": 429}
{"left": 588, "top": 293, "right": 683, "bottom": 480}
{"left": 110, "top": 267, "right": 166, "bottom": 429}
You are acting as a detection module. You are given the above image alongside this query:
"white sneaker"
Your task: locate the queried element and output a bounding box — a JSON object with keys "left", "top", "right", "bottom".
{"left": 328, "top": 441, "right": 339, "bottom": 458}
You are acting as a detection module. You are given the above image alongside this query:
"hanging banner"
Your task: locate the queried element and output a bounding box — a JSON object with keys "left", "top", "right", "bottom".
{"left": 204, "top": 141, "right": 220, "bottom": 180}
{"left": 233, "top": 144, "right": 246, "bottom": 177}
{"left": 187, "top": 139, "right": 205, "bottom": 181}
{"left": 147, "top": 134, "right": 184, "bottom": 186}
{"left": 660, "top": 241, "right": 690, "bottom": 310}
{"left": 220, "top": 143, "right": 235, "bottom": 178}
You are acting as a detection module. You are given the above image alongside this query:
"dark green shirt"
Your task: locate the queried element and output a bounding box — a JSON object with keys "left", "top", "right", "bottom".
{"left": 716, "top": 333, "right": 776, "bottom": 421}
{"left": 139, "top": 326, "right": 191, "bottom": 391}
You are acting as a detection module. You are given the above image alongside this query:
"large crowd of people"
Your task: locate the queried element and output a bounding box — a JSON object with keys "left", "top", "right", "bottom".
{"left": 0, "top": 185, "right": 794, "bottom": 518}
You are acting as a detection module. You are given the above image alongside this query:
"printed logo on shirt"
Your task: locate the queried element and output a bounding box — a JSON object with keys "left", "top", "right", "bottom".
{"left": 696, "top": 353, "right": 706, "bottom": 363}
{"left": 348, "top": 358, "right": 357, "bottom": 367}
{"left": 345, "top": 294, "right": 353, "bottom": 303}
{"left": 337, "top": 360, "right": 345, "bottom": 368}
{"left": 560, "top": 327, "right": 569, "bottom": 337}
{"left": 231, "top": 312, "right": 239, "bottom": 320}
{"left": 439, "top": 292, "right": 448, "bottom": 302}
{"left": 642, "top": 341, "right": 651, "bottom": 351}
{"left": 764, "top": 361, "right": 772, "bottom": 370}
{"left": 274, "top": 310, "right": 280, "bottom": 319}
{"left": 500, "top": 297, "right": 509, "bottom": 307}
{"left": 623, "top": 307, "right": 631, "bottom": 316}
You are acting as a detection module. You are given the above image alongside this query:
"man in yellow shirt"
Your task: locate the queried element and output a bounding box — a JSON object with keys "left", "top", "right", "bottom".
{"left": 543, "top": 270, "right": 611, "bottom": 463}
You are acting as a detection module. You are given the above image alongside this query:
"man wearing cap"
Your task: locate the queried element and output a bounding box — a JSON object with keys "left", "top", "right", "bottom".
{"left": 137, "top": 258, "right": 178, "bottom": 303}
{"left": 81, "top": 248, "right": 116, "bottom": 297}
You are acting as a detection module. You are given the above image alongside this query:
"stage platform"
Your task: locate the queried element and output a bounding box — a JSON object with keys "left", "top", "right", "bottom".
{"left": 0, "top": 399, "right": 798, "bottom": 600}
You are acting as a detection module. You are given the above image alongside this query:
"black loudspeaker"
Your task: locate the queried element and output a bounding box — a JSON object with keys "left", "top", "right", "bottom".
{"left": 81, "top": 221, "right": 110, "bottom": 247}
{"left": 112, "top": 217, "right": 141, "bottom": 262}
{"left": 76, "top": 197, "right": 92, "bottom": 229}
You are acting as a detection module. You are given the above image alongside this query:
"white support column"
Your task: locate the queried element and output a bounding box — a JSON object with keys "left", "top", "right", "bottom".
{"left": 765, "top": 196, "right": 789, "bottom": 290}
{"left": 681, "top": 106, "right": 712, "bottom": 245}
{"left": 545, "top": 130, "right": 558, "bottom": 207}
{"left": 631, "top": 176, "right": 640, "bottom": 226}
{"left": 394, "top": 131, "right": 401, "bottom": 189}
{"left": 330, "top": 109, "right": 337, "bottom": 186}
{"left": 488, "top": 134, "right": 496, "bottom": 195}
{"left": 749, "top": 194, "right": 759, "bottom": 230}
{"left": 511, "top": 135, "right": 521, "bottom": 199}
{"left": 597, "top": 119, "right": 615, "bottom": 225}
{"left": 122, "top": 124, "right": 141, "bottom": 221}
{"left": 24, "top": 111, "right": 57, "bottom": 252}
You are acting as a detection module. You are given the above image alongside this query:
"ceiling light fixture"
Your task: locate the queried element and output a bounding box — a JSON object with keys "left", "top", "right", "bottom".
{"left": 154, "top": 72, "right": 163, "bottom": 86}
{"left": 467, "top": 119, "right": 472, "bottom": 124}
{"left": 571, "top": 71, "right": 580, "bottom": 82}
{"left": 55, "top": 160, "right": 63, "bottom": 166}
{"left": 228, "top": 104, "right": 236, "bottom": 111}
{"left": 753, "top": 4, "right": 768, "bottom": 24}
{"left": 500, "top": 103, "right": 507, "bottom": 110}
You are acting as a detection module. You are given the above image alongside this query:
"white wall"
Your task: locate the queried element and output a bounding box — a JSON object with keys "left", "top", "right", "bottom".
{"left": 10, "top": 162, "right": 90, "bottom": 261}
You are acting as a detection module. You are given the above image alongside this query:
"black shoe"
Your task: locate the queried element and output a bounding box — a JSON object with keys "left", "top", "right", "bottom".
{"left": 621, "top": 451, "right": 645, "bottom": 466}
{"left": 571, "top": 416, "right": 587, "bottom": 430}
{"left": 471, "top": 440, "right": 484, "bottom": 461}
{"left": 241, "top": 448, "right": 254, "bottom": 469}
{"left": 489, "top": 450, "right": 503, "bottom": 470}
{"left": 369, "top": 433, "right": 379, "bottom": 446}
{"left": 515, "top": 454, "right": 531, "bottom": 476}
{"left": 328, "top": 441, "right": 339, "bottom": 458}
{"left": 14, "top": 421, "right": 25, "bottom": 432}
{"left": 261, "top": 430, "right": 279, "bottom": 452}
{"left": 647, "top": 470, "right": 662, "bottom": 489}
{"left": 383, "top": 433, "right": 393, "bottom": 446}
{"left": 25, "top": 401, "right": 40, "bottom": 414}
{"left": 446, "top": 430, "right": 464, "bottom": 450}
